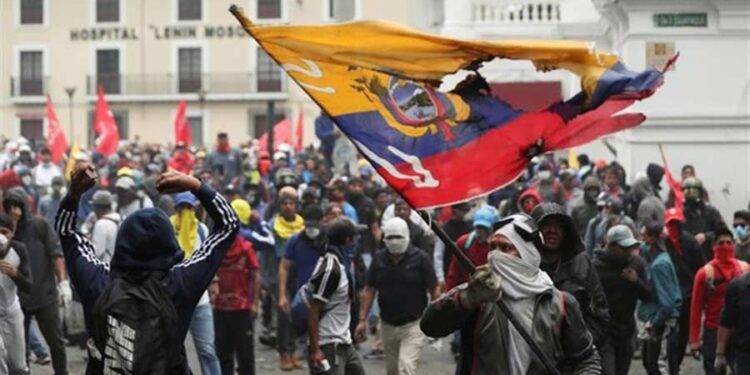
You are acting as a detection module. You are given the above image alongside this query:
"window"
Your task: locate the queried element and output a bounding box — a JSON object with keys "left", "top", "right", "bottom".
{"left": 96, "top": 0, "right": 120, "bottom": 22}
{"left": 256, "top": 49, "right": 281, "bottom": 92}
{"left": 19, "top": 51, "right": 43, "bottom": 95}
{"left": 188, "top": 115, "right": 203, "bottom": 146}
{"left": 325, "top": 0, "right": 355, "bottom": 22}
{"left": 251, "top": 114, "right": 267, "bottom": 138}
{"left": 96, "top": 49, "right": 121, "bottom": 94}
{"left": 20, "top": 119, "right": 44, "bottom": 145}
{"left": 20, "top": 0, "right": 44, "bottom": 25}
{"left": 258, "top": 0, "right": 281, "bottom": 19}
{"left": 88, "top": 110, "right": 129, "bottom": 143}
{"left": 178, "top": 47, "right": 202, "bottom": 93}
{"left": 178, "top": 0, "right": 201, "bottom": 21}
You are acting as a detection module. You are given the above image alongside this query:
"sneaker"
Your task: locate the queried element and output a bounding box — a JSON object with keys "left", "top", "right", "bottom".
{"left": 363, "top": 349, "right": 385, "bottom": 360}
{"left": 35, "top": 354, "right": 51, "bottom": 365}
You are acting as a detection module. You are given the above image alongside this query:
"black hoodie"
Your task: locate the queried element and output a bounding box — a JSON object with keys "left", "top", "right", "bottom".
{"left": 531, "top": 202, "right": 611, "bottom": 347}
{"left": 2, "top": 187, "right": 62, "bottom": 311}
{"left": 593, "top": 250, "right": 651, "bottom": 338}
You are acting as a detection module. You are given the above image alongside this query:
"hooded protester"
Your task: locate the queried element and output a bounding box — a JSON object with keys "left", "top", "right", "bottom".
{"left": 530, "top": 202, "right": 612, "bottom": 374}
{"left": 682, "top": 177, "right": 726, "bottom": 261}
{"left": 585, "top": 195, "right": 637, "bottom": 254}
{"left": 572, "top": 176, "right": 602, "bottom": 235}
{"left": 357, "top": 217, "right": 439, "bottom": 375}
{"left": 516, "top": 188, "right": 542, "bottom": 215}
{"left": 434, "top": 203, "right": 472, "bottom": 287}
{"left": 594, "top": 225, "right": 652, "bottom": 375}
{"left": 0, "top": 217, "right": 32, "bottom": 374}
{"left": 662, "top": 207, "right": 706, "bottom": 371}
{"left": 421, "top": 214, "right": 601, "bottom": 374}
{"left": 630, "top": 176, "right": 665, "bottom": 229}
{"left": 732, "top": 210, "right": 750, "bottom": 262}
{"left": 445, "top": 206, "right": 499, "bottom": 290}
{"left": 3, "top": 187, "right": 70, "bottom": 374}
{"left": 55, "top": 165, "right": 238, "bottom": 373}
{"left": 689, "top": 227, "right": 749, "bottom": 375}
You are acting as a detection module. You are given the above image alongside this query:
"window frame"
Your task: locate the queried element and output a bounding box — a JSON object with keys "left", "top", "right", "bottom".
{"left": 252, "top": 0, "right": 287, "bottom": 24}
{"left": 15, "top": 0, "right": 49, "bottom": 27}
{"left": 254, "top": 46, "right": 283, "bottom": 93}
{"left": 90, "top": 0, "right": 125, "bottom": 25}
{"left": 173, "top": 0, "right": 206, "bottom": 23}
{"left": 321, "top": 0, "right": 360, "bottom": 22}
{"left": 12, "top": 44, "right": 49, "bottom": 97}
{"left": 171, "top": 41, "right": 209, "bottom": 94}
{"left": 185, "top": 108, "right": 208, "bottom": 147}
{"left": 89, "top": 42, "right": 126, "bottom": 95}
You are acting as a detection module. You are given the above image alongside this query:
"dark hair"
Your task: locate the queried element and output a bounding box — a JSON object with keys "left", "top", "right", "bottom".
{"left": 217, "top": 132, "right": 228, "bottom": 139}
{"left": 643, "top": 222, "right": 663, "bottom": 238}
{"left": 715, "top": 226, "right": 734, "bottom": 242}
{"left": 40, "top": 148, "right": 51, "bottom": 155}
{"left": 733, "top": 210, "right": 750, "bottom": 223}
{"left": 0, "top": 213, "right": 14, "bottom": 231}
{"left": 326, "top": 218, "right": 357, "bottom": 246}
{"left": 681, "top": 164, "right": 695, "bottom": 174}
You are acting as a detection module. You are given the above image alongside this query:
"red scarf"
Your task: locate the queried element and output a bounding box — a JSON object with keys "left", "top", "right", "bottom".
{"left": 666, "top": 221, "right": 683, "bottom": 256}
{"left": 216, "top": 142, "right": 231, "bottom": 154}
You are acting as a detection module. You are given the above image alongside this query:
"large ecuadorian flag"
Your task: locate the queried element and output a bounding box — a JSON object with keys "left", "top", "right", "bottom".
{"left": 231, "top": 6, "right": 674, "bottom": 210}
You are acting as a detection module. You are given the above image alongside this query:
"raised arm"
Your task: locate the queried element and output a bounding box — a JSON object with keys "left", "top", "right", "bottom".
{"left": 55, "top": 168, "right": 110, "bottom": 309}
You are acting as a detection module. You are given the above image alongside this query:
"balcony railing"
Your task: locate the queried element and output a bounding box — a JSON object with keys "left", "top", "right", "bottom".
{"left": 86, "top": 73, "right": 284, "bottom": 96}
{"left": 10, "top": 76, "right": 50, "bottom": 97}
{"left": 473, "top": 0, "right": 561, "bottom": 24}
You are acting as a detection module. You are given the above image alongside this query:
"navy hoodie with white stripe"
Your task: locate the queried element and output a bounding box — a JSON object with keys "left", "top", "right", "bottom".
{"left": 55, "top": 183, "right": 239, "bottom": 343}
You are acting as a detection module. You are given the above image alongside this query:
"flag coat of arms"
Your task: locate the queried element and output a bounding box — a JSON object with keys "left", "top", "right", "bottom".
{"left": 232, "top": 7, "right": 674, "bottom": 209}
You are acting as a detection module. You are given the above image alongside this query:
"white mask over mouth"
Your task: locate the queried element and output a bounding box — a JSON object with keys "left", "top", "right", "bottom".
{"left": 382, "top": 217, "right": 410, "bottom": 255}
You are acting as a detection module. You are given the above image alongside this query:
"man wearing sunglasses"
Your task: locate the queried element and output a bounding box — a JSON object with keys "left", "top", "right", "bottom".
{"left": 420, "top": 214, "right": 601, "bottom": 374}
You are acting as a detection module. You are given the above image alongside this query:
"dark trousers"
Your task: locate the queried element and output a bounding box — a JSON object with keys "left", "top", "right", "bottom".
{"left": 23, "top": 303, "right": 67, "bottom": 375}
{"left": 669, "top": 299, "right": 691, "bottom": 374}
{"left": 701, "top": 328, "right": 718, "bottom": 375}
{"left": 261, "top": 289, "right": 275, "bottom": 332}
{"left": 599, "top": 341, "right": 615, "bottom": 375}
{"left": 735, "top": 349, "right": 750, "bottom": 374}
{"left": 309, "top": 343, "right": 365, "bottom": 375}
{"left": 642, "top": 323, "right": 677, "bottom": 375}
{"left": 612, "top": 334, "right": 635, "bottom": 375}
{"left": 214, "top": 310, "right": 255, "bottom": 375}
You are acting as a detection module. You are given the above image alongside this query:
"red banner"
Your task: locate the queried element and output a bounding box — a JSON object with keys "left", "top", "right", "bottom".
{"left": 174, "top": 100, "right": 191, "bottom": 145}
{"left": 45, "top": 96, "right": 68, "bottom": 163}
{"left": 94, "top": 85, "right": 120, "bottom": 157}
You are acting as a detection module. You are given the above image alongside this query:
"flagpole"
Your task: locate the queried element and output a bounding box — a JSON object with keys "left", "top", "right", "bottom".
{"left": 65, "top": 87, "right": 76, "bottom": 145}
{"left": 417, "top": 210, "right": 561, "bottom": 375}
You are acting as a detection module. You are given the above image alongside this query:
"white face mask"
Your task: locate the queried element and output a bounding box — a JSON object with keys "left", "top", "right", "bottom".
{"left": 385, "top": 237, "right": 408, "bottom": 255}
{"left": 538, "top": 171, "right": 552, "bottom": 180}
{"left": 305, "top": 227, "right": 321, "bottom": 239}
{"left": 21, "top": 176, "right": 32, "bottom": 186}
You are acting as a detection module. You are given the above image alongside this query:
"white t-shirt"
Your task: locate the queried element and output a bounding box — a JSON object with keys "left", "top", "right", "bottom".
{"left": 33, "top": 163, "right": 62, "bottom": 188}
{"left": 0, "top": 248, "right": 22, "bottom": 316}
{"left": 309, "top": 252, "right": 352, "bottom": 345}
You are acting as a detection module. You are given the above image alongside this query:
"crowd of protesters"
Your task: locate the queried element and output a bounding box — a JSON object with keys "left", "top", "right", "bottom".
{"left": 0, "top": 115, "right": 750, "bottom": 375}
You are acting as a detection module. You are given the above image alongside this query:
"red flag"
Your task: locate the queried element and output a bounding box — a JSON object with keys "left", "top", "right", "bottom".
{"left": 659, "top": 145, "right": 684, "bottom": 217}
{"left": 45, "top": 96, "right": 68, "bottom": 163}
{"left": 258, "top": 118, "right": 291, "bottom": 153}
{"left": 294, "top": 108, "right": 303, "bottom": 152}
{"left": 95, "top": 85, "right": 120, "bottom": 157}
{"left": 173, "top": 100, "right": 191, "bottom": 145}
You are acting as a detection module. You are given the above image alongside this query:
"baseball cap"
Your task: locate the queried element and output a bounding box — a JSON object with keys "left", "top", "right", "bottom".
{"left": 302, "top": 205, "right": 324, "bottom": 223}
{"left": 473, "top": 206, "right": 499, "bottom": 229}
{"left": 115, "top": 176, "right": 136, "bottom": 190}
{"left": 173, "top": 192, "right": 198, "bottom": 208}
{"left": 606, "top": 225, "right": 640, "bottom": 248}
{"left": 92, "top": 190, "right": 113, "bottom": 208}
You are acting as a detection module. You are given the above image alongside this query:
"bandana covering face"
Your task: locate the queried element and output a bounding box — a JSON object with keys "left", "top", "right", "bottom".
{"left": 487, "top": 216, "right": 555, "bottom": 375}
{"left": 171, "top": 210, "right": 199, "bottom": 258}
{"left": 273, "top": 214, "right": 304, "bottom": 240}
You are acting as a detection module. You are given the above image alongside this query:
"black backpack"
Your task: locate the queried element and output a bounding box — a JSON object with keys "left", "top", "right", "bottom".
{"left": 88, "top": 271, "right": 187, "bottom": 374}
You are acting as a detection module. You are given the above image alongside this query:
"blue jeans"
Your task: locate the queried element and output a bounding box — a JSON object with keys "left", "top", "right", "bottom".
{"left": 190, "top": 304, "right": 222, "bottom": 375}
{"left": 28, "top": 319, "right": 49, "bottom": 358}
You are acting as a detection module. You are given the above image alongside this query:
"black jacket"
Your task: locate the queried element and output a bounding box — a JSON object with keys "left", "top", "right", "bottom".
{"left": 683, "top": 201, "right": 725, "bottom": 260}
{"left": 532, "top": 203, "right": 611, "bottom": 347}
{"left": 664, "top": 229, "right": 706, "bottom": 299}
{"left": 593, "top": 250, "right": 651, "bottom": 338}
{"left": 421, "top": 286, "right": 601, "bottom": 375}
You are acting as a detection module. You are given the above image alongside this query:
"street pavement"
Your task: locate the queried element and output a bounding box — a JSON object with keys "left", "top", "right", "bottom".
{"left": 31, "top": 332, "right": 704, "bottom": 374}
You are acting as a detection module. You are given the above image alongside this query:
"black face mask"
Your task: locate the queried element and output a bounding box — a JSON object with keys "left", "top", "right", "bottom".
{"left": 584, "top": 189, "right": 600, "bottom": 203}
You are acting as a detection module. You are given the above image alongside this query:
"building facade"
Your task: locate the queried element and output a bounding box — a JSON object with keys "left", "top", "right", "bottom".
{"left": 441, "top": 0, "right": 750, "bottom": 220}
{"left": 0, "top": 0, "right": 443, "bottom": 149}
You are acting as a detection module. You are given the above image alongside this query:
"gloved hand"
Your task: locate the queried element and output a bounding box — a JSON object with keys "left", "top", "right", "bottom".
{"left": 58, "top": 280, "right": 73, "bottom": 306}
{"left": 459, "top": 265, "right": 501, "bottom": 309}
{"left": 713, "top": 352, "right": 727, "bottom": 375}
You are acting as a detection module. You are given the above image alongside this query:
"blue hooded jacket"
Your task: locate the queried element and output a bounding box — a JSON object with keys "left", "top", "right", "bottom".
{"left": 55, "top": 183, "right": 239, "bottom": 357}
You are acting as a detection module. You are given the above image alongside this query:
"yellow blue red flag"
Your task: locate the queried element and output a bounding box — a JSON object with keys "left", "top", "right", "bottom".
{"left": 231, "top": 6, "right": 674, "bottom": 209}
